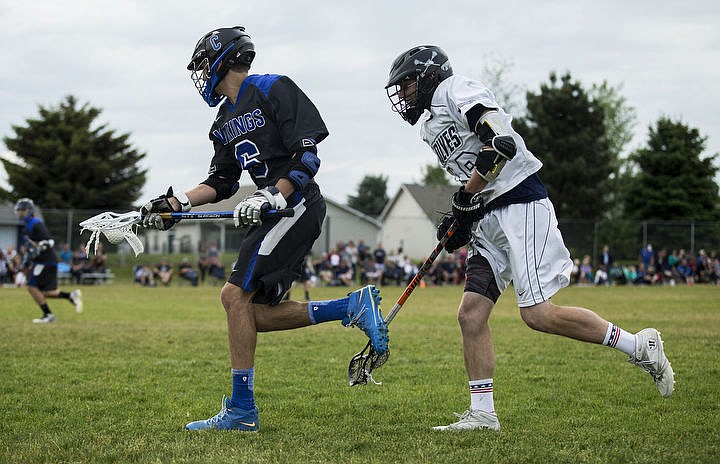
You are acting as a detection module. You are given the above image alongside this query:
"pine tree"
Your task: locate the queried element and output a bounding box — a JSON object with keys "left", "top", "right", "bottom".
{"left": 2, "top": 95, "right": 147, "bottom": 210}
{"left": 623, "top": 117, "right": 719, "bottom": 220}
{"left": 515, "top": 72, "right": 612, "bottom": 219}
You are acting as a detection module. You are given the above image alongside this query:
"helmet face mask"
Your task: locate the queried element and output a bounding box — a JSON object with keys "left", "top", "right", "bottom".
{"left": 187, "top": 26, "right": 256, "bottom": 107}
{"left": 385, "top": 45, "right": 453, "bottom": 125}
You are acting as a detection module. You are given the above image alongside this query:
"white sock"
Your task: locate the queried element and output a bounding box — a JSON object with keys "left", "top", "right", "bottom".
{"left": 602, "top": 322, "right": 636, "bottom": 356}
{"left": 469, "top": 378, "right": 495, "bottom": 413}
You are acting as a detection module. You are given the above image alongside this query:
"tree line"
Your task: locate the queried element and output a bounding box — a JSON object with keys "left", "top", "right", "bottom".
{"left": 350, "top": 71, "right": 719, "bottom": 222}
{"left": 2, "top": 71, "right": 719, "bottom": 222}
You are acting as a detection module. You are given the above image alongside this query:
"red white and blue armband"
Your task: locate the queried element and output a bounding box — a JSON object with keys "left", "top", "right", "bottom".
{"left": 287, "top": 139, "right": 321, "bottom": 191}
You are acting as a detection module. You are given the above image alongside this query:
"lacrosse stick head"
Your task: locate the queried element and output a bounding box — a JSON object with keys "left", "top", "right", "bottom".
{"left": 348, "top": 343, "right": 390, "bottom": 386}
{"left": 79, "top": 211, "right": 144, "bottom": 256}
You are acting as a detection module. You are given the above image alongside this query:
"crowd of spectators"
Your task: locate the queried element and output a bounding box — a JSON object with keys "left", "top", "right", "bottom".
{"left": 4, "top": 238, "right": 717, "bottom": 292}
{"left": 571, "top": 244, "right": 720, "bottom": 287}
{"left": 307, "top": 240, "right": 467, "bottom": 289}
{"left": 133, "top": 242, "right": 225, "bottom": 288}
{"left": 303, "top": 240, "right": 720, "bottom": 291}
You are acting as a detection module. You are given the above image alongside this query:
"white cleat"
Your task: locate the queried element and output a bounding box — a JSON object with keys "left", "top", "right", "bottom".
{"left": 629, "top": 328, "right": 675, "bottom": 398}
{"left": 433, "top": 409, "right": 501, "bottom": 431}
{"left": 33, "top": 314, "right": 56, "bottom": 324}
{"left": 70, "top": 289, "right": 83, "bottom": 313}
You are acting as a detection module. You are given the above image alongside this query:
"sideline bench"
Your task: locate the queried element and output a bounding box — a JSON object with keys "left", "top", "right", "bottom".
{"left": 80, "top": 272, "right": 115, "bottom": 285}
{"left": 58, "top": 272, "right": 72, "bottom": 284}
{"left": 57, "top": 271, "right": 115, "bottom": 285}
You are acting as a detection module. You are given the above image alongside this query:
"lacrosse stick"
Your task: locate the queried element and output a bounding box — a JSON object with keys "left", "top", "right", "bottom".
{"left": 348, "top": 219, "right": 459, "bottom": 386}
{"left": 79, "top": 208, "right": 295, "bottom": 257}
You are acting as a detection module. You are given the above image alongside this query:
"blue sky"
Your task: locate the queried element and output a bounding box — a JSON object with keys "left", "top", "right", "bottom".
{"left": 1, "top": 0, "right": 718, "bottom": 206}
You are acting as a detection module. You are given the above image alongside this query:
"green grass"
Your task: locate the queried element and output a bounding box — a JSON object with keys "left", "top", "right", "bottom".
{"left": 1, "top": 283, "right": 719, "bottom": 463}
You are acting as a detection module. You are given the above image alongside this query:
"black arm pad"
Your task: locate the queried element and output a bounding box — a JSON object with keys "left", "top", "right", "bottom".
{"left": 466, "top": 103, "right": 497, "bottom": 144}
{"left": 202, "top": 163, "right": 241, "bottom": 202}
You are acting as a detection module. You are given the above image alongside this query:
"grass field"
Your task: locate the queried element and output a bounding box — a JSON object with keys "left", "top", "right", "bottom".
{"left": 1, "top": 282, "right": 719, "bottom": 463}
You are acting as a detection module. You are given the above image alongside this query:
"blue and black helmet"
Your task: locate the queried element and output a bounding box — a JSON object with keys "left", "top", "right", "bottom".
{"left": 14, "top": 198, "right": 35, "bottom": 216}
{"left": 187, "top": 26, "right": 256, "bottom": 107}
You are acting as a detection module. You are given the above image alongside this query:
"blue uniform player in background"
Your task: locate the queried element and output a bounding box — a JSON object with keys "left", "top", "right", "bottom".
{"left": 15, "top": 198, "right": 82, "bottom": 323}
{"left": 140, "top": 26, "right": 388, "bottom": 431}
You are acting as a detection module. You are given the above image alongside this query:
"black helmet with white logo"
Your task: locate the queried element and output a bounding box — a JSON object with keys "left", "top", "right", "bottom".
{"left": 385, "top": 45, "right": 453, "bottom": 125}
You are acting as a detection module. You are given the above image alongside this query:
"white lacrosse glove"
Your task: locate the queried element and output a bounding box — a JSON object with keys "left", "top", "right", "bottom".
{"left": 233, "top": 186, "right": 287, "bottom": 227}
{"left": 37, "top": 239, "right": 55, "bottom": 251}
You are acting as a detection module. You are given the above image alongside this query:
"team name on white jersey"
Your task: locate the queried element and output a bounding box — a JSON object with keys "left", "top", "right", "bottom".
{"left": 420, "top": 75, "right": 543, "bottom": 204}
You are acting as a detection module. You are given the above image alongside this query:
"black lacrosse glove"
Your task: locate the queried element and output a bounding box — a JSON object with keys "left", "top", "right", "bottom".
{"left": 140, "top": 187, "right": 182, "bottom": 230}
{"left": 23, "top": 243, "right": 40, "bottom": 267}
{"left": 451, "top": 186, "right": 486, "bottom": 225}
{"left": 437, "top": 215, "right": 473, "bottom": 253}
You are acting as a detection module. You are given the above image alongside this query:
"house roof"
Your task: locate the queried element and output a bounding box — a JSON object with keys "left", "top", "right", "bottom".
{"left": 0, "top": 202, "right": 19, "bottom": 226}
{"left": 193, "top": 184, "right": 381, "bottom": 228}
{"left": 0, "top": 200, "right": 44, "bottom": 225}
{"left": 380, "top": 183, "right": 458, "bottom": 223}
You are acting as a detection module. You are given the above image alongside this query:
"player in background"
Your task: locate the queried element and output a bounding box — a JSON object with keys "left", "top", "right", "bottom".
{"left": 384, "top": 46, "right": 674, "bottom": 431}
{"left": 140, "top": 26, "right": 388, "bottom": 432}
{"left": 14, "top": 198, "right": 82, "bottom": 323}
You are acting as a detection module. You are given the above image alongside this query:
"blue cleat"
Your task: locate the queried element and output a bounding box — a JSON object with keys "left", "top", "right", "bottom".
{"left": 343, "top": 285, "right": 389, "bottom": 355}
{"left": 185, "top": 396, "right": 259, "bottom": 431}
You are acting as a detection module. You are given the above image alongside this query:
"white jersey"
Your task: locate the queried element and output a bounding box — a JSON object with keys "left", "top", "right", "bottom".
{"left": 419, "top": 75, "right": 543, "bottom": 204}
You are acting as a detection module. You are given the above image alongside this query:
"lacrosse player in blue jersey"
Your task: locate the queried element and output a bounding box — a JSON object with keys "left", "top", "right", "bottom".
{"left": 385, "top": 46, "right": 674, "bottom": 431}
{"left": 14, "top": 198, "right": 82, "bottom": 323}
{"left": 140, "top": 26, "right": 388, "bottom": 432}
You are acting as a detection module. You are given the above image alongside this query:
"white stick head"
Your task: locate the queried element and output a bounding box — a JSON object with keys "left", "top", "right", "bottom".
{"left": 79, "top": 211, "right": 144, "bottom": 256}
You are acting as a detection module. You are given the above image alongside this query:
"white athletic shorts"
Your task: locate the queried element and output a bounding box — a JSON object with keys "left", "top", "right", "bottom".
{"left": 468, "top": 197, "right": 573, "bottom": 307}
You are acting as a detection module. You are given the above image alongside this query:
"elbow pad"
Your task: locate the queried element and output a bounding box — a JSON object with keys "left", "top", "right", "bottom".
{"left": 287, "top": 150, "right": 321, "bottom": 191}
{"left": 473, "top": 109, "right": 513, "bottom": 144}
{"left": 472, "top": 109, "right": 517, "bottom": 182}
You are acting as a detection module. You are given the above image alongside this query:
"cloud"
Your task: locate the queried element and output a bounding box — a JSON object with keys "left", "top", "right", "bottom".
{"left": 1, "top": 0, "right": 718, "bottom": 206}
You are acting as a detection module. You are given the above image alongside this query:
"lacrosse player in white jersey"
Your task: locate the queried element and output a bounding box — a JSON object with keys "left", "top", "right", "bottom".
{"left": 385, "top": 45, "right": 674, "bottom": 431}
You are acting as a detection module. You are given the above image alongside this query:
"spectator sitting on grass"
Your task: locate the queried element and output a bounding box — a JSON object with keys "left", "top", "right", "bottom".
{"left": 579, "top": 255, "right": 593, "bottom": 284}
{"left": 89, "top": 242, "right": 107, "bottom": 273}
{"left": 360, "top": 256, "right": 380, "bottom": 285}
{"left": 0, "top": 250, "right": 10, "bottom": 284}
{"left": 610, "top": 262, "right": 627, "bottom": 285}
{"left": 594, "top": 264, "right": 609, "bottom": 286}
{"left": 634, "top": 263, "right": 654, "bottom": 285}
{"left": 335, "top": 258, "right": 354, "bottom": 286}
{"left": 676, "top": 258, "right": 694, "bottom": 286}
{"left": 178, "top": 258, "right": 199, "bottom": 286}
{"left": 710, "top": 253, "right": 720, "bottom": 286}
{"left": 570, "top": 258, "right": 581, "bottom": 285}
{"left": 71, "top": 245, "right": 90, "bottom": 284}
{"left": 154, "top": 258, "right": 173, "bottom": 286}
{"left": 382, "top": 258, "right": 404, "bottom": 286}
{"left": 135, "top": 265, "right": 156, "bottom": 287}
{"left": 623, "top": 264, "right": 638, "bottom": 284}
